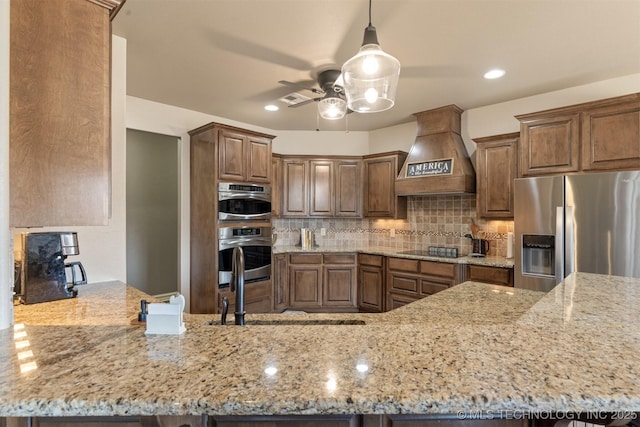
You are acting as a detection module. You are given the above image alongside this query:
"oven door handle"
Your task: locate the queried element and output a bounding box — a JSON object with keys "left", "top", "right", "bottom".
{"left": 219, "top": 238, "right": 272, "bottom": 251}
{"left": 218, "top": 192, "right": 271, "bottom": 203}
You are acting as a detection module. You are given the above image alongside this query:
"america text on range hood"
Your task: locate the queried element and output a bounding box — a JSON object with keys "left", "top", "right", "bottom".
{"left": 395, "top": 105, "right": 476, "bottom": 196}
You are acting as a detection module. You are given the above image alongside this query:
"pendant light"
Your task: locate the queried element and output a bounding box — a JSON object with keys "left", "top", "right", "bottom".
{"left": 341, "top": 0, "right": 400, "bottom": 113}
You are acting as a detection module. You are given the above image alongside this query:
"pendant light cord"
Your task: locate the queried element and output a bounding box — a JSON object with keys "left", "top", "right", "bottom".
{"left": 368, "top": 0, "right": 372, "bottom": 26}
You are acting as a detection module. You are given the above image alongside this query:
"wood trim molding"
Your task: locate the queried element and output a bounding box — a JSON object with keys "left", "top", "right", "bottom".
{"left": 86, "top": 0, "right": 126, "bottom": 20}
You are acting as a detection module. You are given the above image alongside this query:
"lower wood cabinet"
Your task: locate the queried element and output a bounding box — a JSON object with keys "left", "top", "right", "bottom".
{"left": 466, "top": 265, "right": 514, "bottom": 287}
{"left": 357, "top": 254, "right": 385, "bottom": 312}
{"left": 3, "top": 416, "right": 205, "bottom": 427}
{"left": 286, "top": 253, "right": 357, "bottom": 312}
{"left": 217, "top": 279, "right": 273, "bottom": 314}
{"left": 210, "top": 415, "right": 529, "bottom": 427}
{"left": 211, "top": 415, "right": 360, "bottom": 427}
{"left": 386, "top": 258, "right": 461, "bottom": 309}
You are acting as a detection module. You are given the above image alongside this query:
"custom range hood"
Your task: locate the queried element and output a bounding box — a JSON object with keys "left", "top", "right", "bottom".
{"left": 395, "top": 105, "right": 476, "bottom": 196}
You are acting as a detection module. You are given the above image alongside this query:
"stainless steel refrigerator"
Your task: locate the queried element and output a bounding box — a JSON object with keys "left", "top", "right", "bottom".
{"left": 514, "top": 171, "right": 640, "bottom": 292}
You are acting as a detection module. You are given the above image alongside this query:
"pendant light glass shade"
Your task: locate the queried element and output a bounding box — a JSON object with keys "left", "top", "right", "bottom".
{"left": 341, "top": 23, "right": 400, "bottom": 113}
{"left": 318, "top": 96, "right": 347, "bottom": 120}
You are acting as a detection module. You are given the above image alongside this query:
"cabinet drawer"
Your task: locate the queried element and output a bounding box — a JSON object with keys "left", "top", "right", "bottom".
{"left": 420, "top": 260, "right": 455, "bottom": 277}
{"left": 388, "top": 273, "right": 419, "bottom": 294}
{"left": 468, "top": 265, "right": 513, "bottom": 286}
{"left": 358, "top": 253, "right": 384, "bottom": 267}
{"left": 289, "top": 253, "right": 323, "bottom": 264}
{"left": 323, "top": 253, "right": 356, "bottom": 264}
{"left": 388, "top": 257, "right": 419, "bottom": 273}
{"left": 420, "top": 276, "right": 455, "bottom": 295}
{"left": 387, "top": 292, "right": 419, "bottom": 310}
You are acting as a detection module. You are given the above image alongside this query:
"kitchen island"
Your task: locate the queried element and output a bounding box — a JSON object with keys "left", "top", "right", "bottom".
{"left": 1, "top": 273, "right": 639, "bottom": 424}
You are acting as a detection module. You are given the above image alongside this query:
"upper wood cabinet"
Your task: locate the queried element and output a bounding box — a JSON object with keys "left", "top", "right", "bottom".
{"left": 9, "top": 0, "right": 122, "bottom": 227}
{"left": 279, "top": 156, "right": 362, "bottom": 218}
{"left": 282, "top": 158, "right": 309, "bottom": 217}
{"left": 518, "top": 113, "right": 580, "bottom": 176}
{"left": 517, "top": 93, "right": 640, "bottom": 177}
{"left": 335, "top": 160, "right": 362, "bottom": 217}
{"left": 363, "top": 152, "right": 407, "bottom": 218}
{"left": 309, "top": 160, "right": 335, "bottom": 216}
{"left": 581, "top": 99, "right": 640, "bottom": 171}
{"left": 218, "top": 129, "right": 272, "bottom": 183}
{"left": 474, "top": 133, "right": 519, "bottom": 219}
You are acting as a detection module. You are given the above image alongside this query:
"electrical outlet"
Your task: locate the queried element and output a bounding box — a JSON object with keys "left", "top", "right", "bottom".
{"left": 389, "top": 228, "right": 395, "bottom": 237}
{"left": 320, "top": 228, "right": 327, "bottom": 236}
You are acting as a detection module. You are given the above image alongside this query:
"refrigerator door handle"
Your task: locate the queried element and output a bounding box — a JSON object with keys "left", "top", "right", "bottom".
{"left": 555, "top": 206, "right": 565, "bottom": 284}
{"left": 565, "top": 205, "right": 575, "bottom": 277}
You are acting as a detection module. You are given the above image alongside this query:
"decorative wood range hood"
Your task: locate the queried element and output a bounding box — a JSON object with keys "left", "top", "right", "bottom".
{"left": 395, "top": 105, "right": 476, "bottom": 196}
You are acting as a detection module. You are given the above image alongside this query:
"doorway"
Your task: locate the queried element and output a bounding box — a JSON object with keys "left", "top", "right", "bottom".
{"left": 126, "top": 129, "right": 179, "bottom": 298}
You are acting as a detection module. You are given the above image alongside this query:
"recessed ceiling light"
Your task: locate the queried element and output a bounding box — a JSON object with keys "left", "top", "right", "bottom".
{"left": 264, "top": 104, "right": 279, "bottom": 111}
{"left": 484, "top": 69, "right": 506, "bottom": 79}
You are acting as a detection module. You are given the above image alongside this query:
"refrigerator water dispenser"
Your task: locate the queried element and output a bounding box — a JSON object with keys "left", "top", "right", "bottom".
{"left": 522, "top": 235, "right": 555, "bottom": 277}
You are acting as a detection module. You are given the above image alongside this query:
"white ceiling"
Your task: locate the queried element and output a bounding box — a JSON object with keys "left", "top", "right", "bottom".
{"left": 112, "top": 0, "right": 640, "bottom": 132}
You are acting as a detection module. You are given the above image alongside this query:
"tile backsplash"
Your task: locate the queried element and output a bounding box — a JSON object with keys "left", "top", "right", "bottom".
{"left": 273, "top": 195, "right": 514, "bottom": 257}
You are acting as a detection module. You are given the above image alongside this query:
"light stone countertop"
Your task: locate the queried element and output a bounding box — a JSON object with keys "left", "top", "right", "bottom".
{"left": 1, "top": 273, "right": 639, "bottom": 418}
{"left": 273, "top": 244, "right": 515, "bottom": 268}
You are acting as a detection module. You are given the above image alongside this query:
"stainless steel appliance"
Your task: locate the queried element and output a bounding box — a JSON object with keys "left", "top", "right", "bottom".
{"left": 218, "top": 226, "right": 271, "bottom": 287}
{"left": 514, "top": 171, "right": 640, "bottom": 291}
{"left": 218, "top": 182, "right": 271, "bottom": 221}
{"left": 19, "top": 232, "right": 87, "bottom": 304}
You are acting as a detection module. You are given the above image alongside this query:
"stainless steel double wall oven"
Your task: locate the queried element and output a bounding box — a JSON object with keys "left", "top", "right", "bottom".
{"left": 217, "top": 183, "right": 272, "bottom": 291}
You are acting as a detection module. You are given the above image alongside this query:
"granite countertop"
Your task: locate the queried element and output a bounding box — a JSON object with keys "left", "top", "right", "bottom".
{"left": 2, "top": 273, "right": 639, "bottom": 418}
{"left": 273, "top": 244, "right": 514, "bottom": 268}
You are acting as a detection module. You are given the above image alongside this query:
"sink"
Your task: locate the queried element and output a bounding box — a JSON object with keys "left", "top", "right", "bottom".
{"left": 206, "top": 318, "right": 366, "bottom": 326}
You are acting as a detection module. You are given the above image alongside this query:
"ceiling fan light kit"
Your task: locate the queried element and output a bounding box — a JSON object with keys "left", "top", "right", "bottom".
{"left": 318, "top": 96, "right": 347, "bottom": 120}
{"left": 341, "top": 0, "right": 401, "bottom": 114}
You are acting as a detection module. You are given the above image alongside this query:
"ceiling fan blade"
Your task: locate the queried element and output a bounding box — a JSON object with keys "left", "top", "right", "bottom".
{"left": 287, "top": 97, "right": 322, "bottom": 108}
{"left": 278, "top": 80, "right": 324, "bottom": 95}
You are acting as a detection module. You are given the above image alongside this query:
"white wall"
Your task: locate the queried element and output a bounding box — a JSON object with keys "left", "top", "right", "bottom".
{"left": 1, "top": 0, "right": 13, "bottom": 330}
{"left": 273, "top": 131, "right": 368, "bottom": 156}
{"left": 369, "top": 122, "right": 415, "bottom": 154}
{"left": 461, "top": 73, "right": 640, "bottom": 160}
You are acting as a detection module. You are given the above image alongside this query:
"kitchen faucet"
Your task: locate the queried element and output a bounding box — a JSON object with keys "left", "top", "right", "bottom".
{"left": 229, "top": 246, "right": 246, "bottom": 325}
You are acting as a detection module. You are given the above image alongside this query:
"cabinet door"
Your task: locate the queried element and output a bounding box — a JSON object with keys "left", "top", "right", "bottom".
{"left": 218, "top": 130, "right": 247, "bottom": 181}
{"left": 519, "top": 113, "right": 580, "bottom": 176}
{"left": 273, "top": 253, "right": 288, "bottom": 311}
{"left": 247, "top": 136, "right": 272, "bottom": 182}
{"left": 289, "top": 265, "right": 322, "bottom": 308}
{"left": 335, "top": 160, "right": 362, "bottom": 217}
{"left": 581, "top": 100, "right": 640, "bottom": 171}
{"left": 309, "top": 160, "right": 334, "bottom": 217}
{"left": 282, "top": 160, "right": 308, "bottom": 217}
{"left": 271, "top": 156, "right": 282, "bottom": 217}
{"left": 10, "top": 0, "right": 111, "bottom": 226}
{"left": 358, "top": 265, "right": 384, "bottom": 312}
{"left": 363, "top": 154, "right": 407, "bottom": 218}
{"left": 323, "top": 265, "right": 356, "bottom": 308}
{"left": 474, "top": 133, "right": 518, "bottom": 219}
{"left": 218, "top": 280, "right": 273, "bottom": 314}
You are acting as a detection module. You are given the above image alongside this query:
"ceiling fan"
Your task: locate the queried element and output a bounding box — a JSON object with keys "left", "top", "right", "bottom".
{"left": 278, "top": 69, "right": 349, "bottom": 120}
